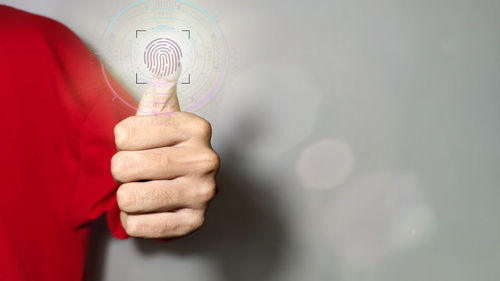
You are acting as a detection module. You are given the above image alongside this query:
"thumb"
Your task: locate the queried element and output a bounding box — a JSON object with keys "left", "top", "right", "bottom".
{"left": 136, "top": 63, "right": 182, "bottom": 116}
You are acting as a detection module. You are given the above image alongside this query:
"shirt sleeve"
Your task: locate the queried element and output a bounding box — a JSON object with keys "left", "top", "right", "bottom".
{"left": 1, "top": 5, "right": 138, "bottom": 239}
{"left": 48, "top": 20, "right": 138, "bottom": 239}
{"left": 72, "top": 86, "right": 134, "bottom": 239}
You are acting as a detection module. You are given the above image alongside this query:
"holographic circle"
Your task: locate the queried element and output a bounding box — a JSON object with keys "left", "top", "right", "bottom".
{"left": 99, "top": 0, "right": 229, "bottom": 113}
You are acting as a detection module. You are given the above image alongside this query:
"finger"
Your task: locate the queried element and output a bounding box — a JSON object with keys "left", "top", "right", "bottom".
{"left": 111, "top": 146, "right": 219, "bottom": 183}
{"left": 117, "top": 177, "right": 216, "bottom": 213}
{"left": 114, "top": 112, "right": 212, "bottom": 151}
{"left": 136, "top": 63, "right": 182, "bottom": 116}
{"left": 120, "top": 209, "right": 204, "bottom": 238}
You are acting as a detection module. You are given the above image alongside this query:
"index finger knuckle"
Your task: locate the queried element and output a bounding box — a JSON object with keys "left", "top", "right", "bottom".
{"left": 114, "top": 117, "right": 140, "bottom": 150}
{"left": 189, "top": 116, "right": 212, "bottom": 140}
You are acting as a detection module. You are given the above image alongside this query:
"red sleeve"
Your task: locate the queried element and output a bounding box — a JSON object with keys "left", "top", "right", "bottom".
{"left": 21, "top": 7, "right": 139, "bottom": 239}
{"left": 72, "top": 88, "right": 132, "bottom": 239}
{"left": 0, "top": 6, "right": 140, "bottom": 279}
{"left": 66, "top": 42, "right": 137, "bottom": 240}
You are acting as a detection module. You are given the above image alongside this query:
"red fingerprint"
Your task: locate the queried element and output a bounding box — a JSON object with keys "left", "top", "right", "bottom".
{"left": 144, "top": 38, "right": 183, "bottom": 77}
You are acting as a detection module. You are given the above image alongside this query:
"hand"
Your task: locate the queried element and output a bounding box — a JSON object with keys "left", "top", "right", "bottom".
{"left": 110, "top": 81, "right": 220, "bottom": 239}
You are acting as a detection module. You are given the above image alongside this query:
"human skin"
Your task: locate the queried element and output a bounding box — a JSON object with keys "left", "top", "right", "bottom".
{"left": 111, "top": 78, "right": 220, "bottom": 239}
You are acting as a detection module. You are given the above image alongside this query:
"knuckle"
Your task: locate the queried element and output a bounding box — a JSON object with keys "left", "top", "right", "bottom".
{"left": 160, "top": 152, "right": 170, "bottom": 170}
{"left": 111, "top": 151, "right": 138, "bottom": 182}
{"left": 159, "top": 185, "right": 175, "bottom": 205}
{"left": 114, "top": 117, "right": 139, "bottom": 149}
{"left": 125, "top": 217, "right": 144, "bottom": 237}
{"left": 110, "top": 152, "right": 126, "bottom": 180}
{"left": 188, "top": 213, "right": 205, "bottom": 231}
{"left": 197, "top": 181, "right": 216, "bottom": 203}
{"left": 193, "top": 117, "right": 212, "bottom": 139}
{"left": 114, "top": 121, "right": 129, "bottom": 149}
{"left": 116, "top": 184, "right": 137, "bottom": 211}
{"left": 201, "top": 150, "right": 220, "bottom": 173}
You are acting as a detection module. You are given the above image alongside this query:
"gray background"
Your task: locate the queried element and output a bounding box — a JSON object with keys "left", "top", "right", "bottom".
{"left": 2, "top": 0, "right": 500, "bottom": 280}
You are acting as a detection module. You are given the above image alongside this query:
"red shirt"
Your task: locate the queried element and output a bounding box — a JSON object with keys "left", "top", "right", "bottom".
{"left": 0, "top": 5, "right": 135, "bottom": 280}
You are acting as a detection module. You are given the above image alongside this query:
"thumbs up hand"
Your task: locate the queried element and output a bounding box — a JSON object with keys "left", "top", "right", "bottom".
{"left": 111, "top": 67, "right": 219, "bottom": 239}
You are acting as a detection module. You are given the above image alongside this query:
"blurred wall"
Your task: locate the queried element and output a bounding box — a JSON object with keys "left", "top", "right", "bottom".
{"left": 2, "top": 0, "right": 500, "bottom": 280}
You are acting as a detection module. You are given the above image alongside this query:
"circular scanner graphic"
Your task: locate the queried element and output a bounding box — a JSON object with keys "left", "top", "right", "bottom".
{"left": 99, "top": 0, "right": 230, "bottom": 113}
{"left": 144, "top": 38, "right": 182, "bottom": 77}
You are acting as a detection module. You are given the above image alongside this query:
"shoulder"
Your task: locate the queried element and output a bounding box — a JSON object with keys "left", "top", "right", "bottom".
{"left": 0, "top": 5, "right": 83, "bottom": 53}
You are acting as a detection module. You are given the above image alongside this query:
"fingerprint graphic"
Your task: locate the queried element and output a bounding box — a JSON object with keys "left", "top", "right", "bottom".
{"left": 144, "top": 38, "right": 183, "bottom": 77}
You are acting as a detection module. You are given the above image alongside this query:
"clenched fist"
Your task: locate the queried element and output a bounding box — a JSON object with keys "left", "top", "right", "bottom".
{"left": 111, "top": 76, "right": 220, "bottom": 239}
